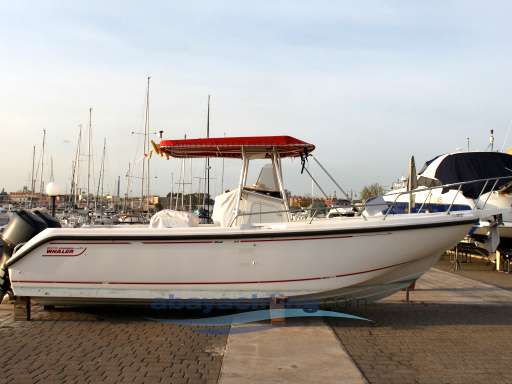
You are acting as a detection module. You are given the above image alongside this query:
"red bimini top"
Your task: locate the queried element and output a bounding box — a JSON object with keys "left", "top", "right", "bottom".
{"left": 158, "top": 135, "right": 315, "bottom": 159}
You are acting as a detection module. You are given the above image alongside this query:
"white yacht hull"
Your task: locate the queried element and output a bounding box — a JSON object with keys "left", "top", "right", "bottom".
{"left": 6, "top": 212, "right": 476, "bottom": 304}
{"left": 383, "top": 187, "right": 512, "bottom": 248}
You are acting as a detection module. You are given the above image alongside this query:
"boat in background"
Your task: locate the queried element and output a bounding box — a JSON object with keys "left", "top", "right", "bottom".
{"left": 326, "top": 199, "right": 357, "bottom": 218}
{"left": 0, "top": 135, "right": 498, "bottom": 306}
{"left": 382, "top": 151, "right": 512, "bottom": 252}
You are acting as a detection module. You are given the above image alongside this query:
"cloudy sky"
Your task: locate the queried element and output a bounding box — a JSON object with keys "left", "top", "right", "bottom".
{"left": 1, "top": 0, "right": 512, "bottom": 198}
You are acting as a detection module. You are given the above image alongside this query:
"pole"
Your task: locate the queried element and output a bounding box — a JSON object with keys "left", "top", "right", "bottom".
{"left": 175, "top": 158, "right": 181, "bottom": 211}
{"left": 170, "top": 172, "right": 174, "bottom": 210}
{"left": 124, "top": 163, "right": 131, "bottom": 213}
{"left": 87, "top": 108, "right": 92, "bottom": 214}
{"left": 51, "top": 196, "right": 56, "bottom": 217}
{"left": 221, "top": 132, "right": 225, "bottom": 193}
{"left": 50, "top": 157, "right": 54, "bottom": 182}
{"left": 101, "top": 138, "right": 106, "bottom": 212}
{"left": 75, "top": 124, "right": 82, "bottom": 209}
{"left": 145, "top": 76, "right": 151, "bottom": 216}
{"left": 189, "top": 158, "right": 193, "bottom": 211}
{"left": 310, "top": 155, "right": 351, "bottom": 201}
{"left": 181, "top": 158, "right": 185, "bottom": 210}
{"left": 30, "top": 145, "right": 35, "bottom": 209}
{"left": 117, "top": 175, "right": 120, "bottom": 210}
{"left": 96, "top": 138, "right": 106, "bottom": 212}
{"left": 206, "top": 95, "right": 211, "bottom": 219}
{"left": 39, "top": 129, "right": 46, "bottom": 195}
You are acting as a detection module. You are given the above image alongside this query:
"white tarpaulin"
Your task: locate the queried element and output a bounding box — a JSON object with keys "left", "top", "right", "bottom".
{"left": 212, "top": 188, "right": 287, "bottom": 227}
{"left": 212, "top": 189, "right": 239, "bottom": 227}
{"left": 149, "top": 210, "right": 199, "bottom": 228}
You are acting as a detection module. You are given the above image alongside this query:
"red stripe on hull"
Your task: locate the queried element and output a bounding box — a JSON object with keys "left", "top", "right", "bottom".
{"left": 11, "top": 259, "right": 412, "bottom": 286}
{"left": 49, "top": 242, "right": 131, "bottom": 245}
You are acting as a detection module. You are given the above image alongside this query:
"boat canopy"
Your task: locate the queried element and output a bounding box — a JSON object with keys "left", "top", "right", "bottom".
{"left": 417, "top": 151, "right": 512, "bottom": 199}
{"left": 158, "top": 135, "right": 315, "bottom": 159}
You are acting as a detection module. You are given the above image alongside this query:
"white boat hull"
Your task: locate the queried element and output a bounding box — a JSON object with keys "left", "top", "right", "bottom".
{"left": 6, "top": 212, "right": 477, "bottom": 304}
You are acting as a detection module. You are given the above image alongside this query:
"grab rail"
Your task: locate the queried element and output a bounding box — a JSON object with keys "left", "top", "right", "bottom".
{"left": 227, "top": 175, "right": 512, "bottom": 227}
{"left": 381, "top": 175, "right": 512, "bottom": 220}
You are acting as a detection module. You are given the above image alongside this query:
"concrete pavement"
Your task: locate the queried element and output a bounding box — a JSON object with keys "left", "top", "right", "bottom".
{"left": 219, "top": 319, "right": 366, "bottom": 384}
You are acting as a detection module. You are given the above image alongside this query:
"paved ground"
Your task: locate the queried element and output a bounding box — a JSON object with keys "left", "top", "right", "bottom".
{"left": 0, "top": 304, "right": 228, "bottom": 384}
{"left": 330, "top": 303, "right": 512, "bottom": 384}
{"left": 436, "top": 253, "right": 512, "bottom": 291}
{"left": 383, "top": 268, "right": 512, "bottom": 305}
{"left": 329, "top": 265, "right": 512, "bottom": 384}
{"left": 219, "top": 319, "right": 366, "bottom": 384}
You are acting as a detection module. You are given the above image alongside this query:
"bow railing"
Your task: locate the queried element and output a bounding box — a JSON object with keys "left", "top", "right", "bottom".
{"left": 227, "top": 175, "right": 512, "bottom": 227}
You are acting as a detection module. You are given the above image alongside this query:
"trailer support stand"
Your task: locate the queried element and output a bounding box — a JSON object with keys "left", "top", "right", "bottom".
{"left": 14, "top": 296, "right": 31, "bottom": 321}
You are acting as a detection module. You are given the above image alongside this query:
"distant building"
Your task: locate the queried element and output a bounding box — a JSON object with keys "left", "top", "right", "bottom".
{"left": 8, "top": 191, "right": 46, "bottom": 206}
{"left": 0, "top": 188, "right": 8, "bottom": 204}
{"left": 289, "top": 195, "right": 312, "bottom": 208}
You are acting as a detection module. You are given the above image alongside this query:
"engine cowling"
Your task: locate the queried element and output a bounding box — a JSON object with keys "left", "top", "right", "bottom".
{"left": 0, "top": 210, "right": 59, "bottom": 295}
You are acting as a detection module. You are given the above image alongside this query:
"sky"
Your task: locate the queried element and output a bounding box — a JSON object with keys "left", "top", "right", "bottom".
{"left": 1, "top": 0, "right": 512, "bottom": 198}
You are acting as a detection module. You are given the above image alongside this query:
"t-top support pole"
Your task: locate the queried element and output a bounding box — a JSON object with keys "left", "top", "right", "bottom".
{"left": 272, "top": 148, "right": 290, "bottom": 221}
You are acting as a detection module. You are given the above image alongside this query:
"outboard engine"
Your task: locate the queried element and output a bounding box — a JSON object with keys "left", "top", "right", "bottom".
{"left": 0, "top": 210, "right": 53, "bottom": 295}
{"left": 33, "top": 209, "right": 62, "bottom": 228}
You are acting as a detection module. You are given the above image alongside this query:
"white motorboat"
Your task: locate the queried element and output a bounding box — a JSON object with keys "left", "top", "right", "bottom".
{"left": 381, "top": 151, "right": 512, "bottom": 251}
{"left": 326, "top": 199, "right": 356, "bottom": 218}
{"left": 117, "top": 213, "right": 148, "bottom": 225}
{"left": 0, "top": 136, "right": 494, "bottom": 305}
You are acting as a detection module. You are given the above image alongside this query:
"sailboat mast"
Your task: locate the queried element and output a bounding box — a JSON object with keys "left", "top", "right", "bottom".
{"left": 116, "top": 175, "right": 120, "bottom": 211}
{"left": 87, "top": 108, "right": 92, "bottom": 212}
{"left": 221, "top": 132, "right": 225, "bottom": 193}
{"left": 30, "top": 145, "right": 35, "bottom": 208}
{"left": 50, "top": 157, "right": 54, "bottom": 181}
{"left": 181, "top": 157, "right": 185, "bottom": 210}
{"left": 189, "top": 157, "right": 192, "bottom": 211}
{"left": 145, "top": 76, "right": 151, "bottom": 215}
{"left": 75, "top": 125, "right": 82, "bottom": 209}
{"left": 69, "top": 158, "right": 75, "bottom": 209}
{"left": 140, "top": 77, "right": 151, "bottom": 213}
{"left": 96, "top": 138, "right": 106, "bottom": 212}
{"left": 125, "top": 162, "right": 131, "bottom": 212}
{"left": 39, "top": 129, "right": 46, "bottom": 195}
{"left": 101, "top": 140, "right": 106, "bottom": 209}
{"left": 206, "top": 95, "right": 211, "bottom": 219}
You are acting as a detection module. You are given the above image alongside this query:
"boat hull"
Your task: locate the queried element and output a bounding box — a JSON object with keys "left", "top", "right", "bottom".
{"left": 7, "top": 214, "right": 475, "bottom": 304}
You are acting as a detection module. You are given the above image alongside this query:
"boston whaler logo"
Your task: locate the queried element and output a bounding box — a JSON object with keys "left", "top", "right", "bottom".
{"left": 43, "top": 246, "right": 86, "bottom": 257}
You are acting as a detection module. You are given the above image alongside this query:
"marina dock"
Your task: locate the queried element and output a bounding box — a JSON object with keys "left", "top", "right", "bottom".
{"left": 1, "top": 256, "right": 511, "bottom": 384}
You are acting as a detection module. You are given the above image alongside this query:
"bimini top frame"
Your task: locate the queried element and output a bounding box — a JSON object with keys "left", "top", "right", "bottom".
{"left": 157, "top": 135, "right": 315, "bottom": 159}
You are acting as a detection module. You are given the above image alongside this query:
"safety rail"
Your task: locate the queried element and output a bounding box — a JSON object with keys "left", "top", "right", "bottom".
{"left": 381, "top": 175, "right": 512, "bottom": 220}
{"left": 227, "top": 175, "right": 512, "bottom": 227}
